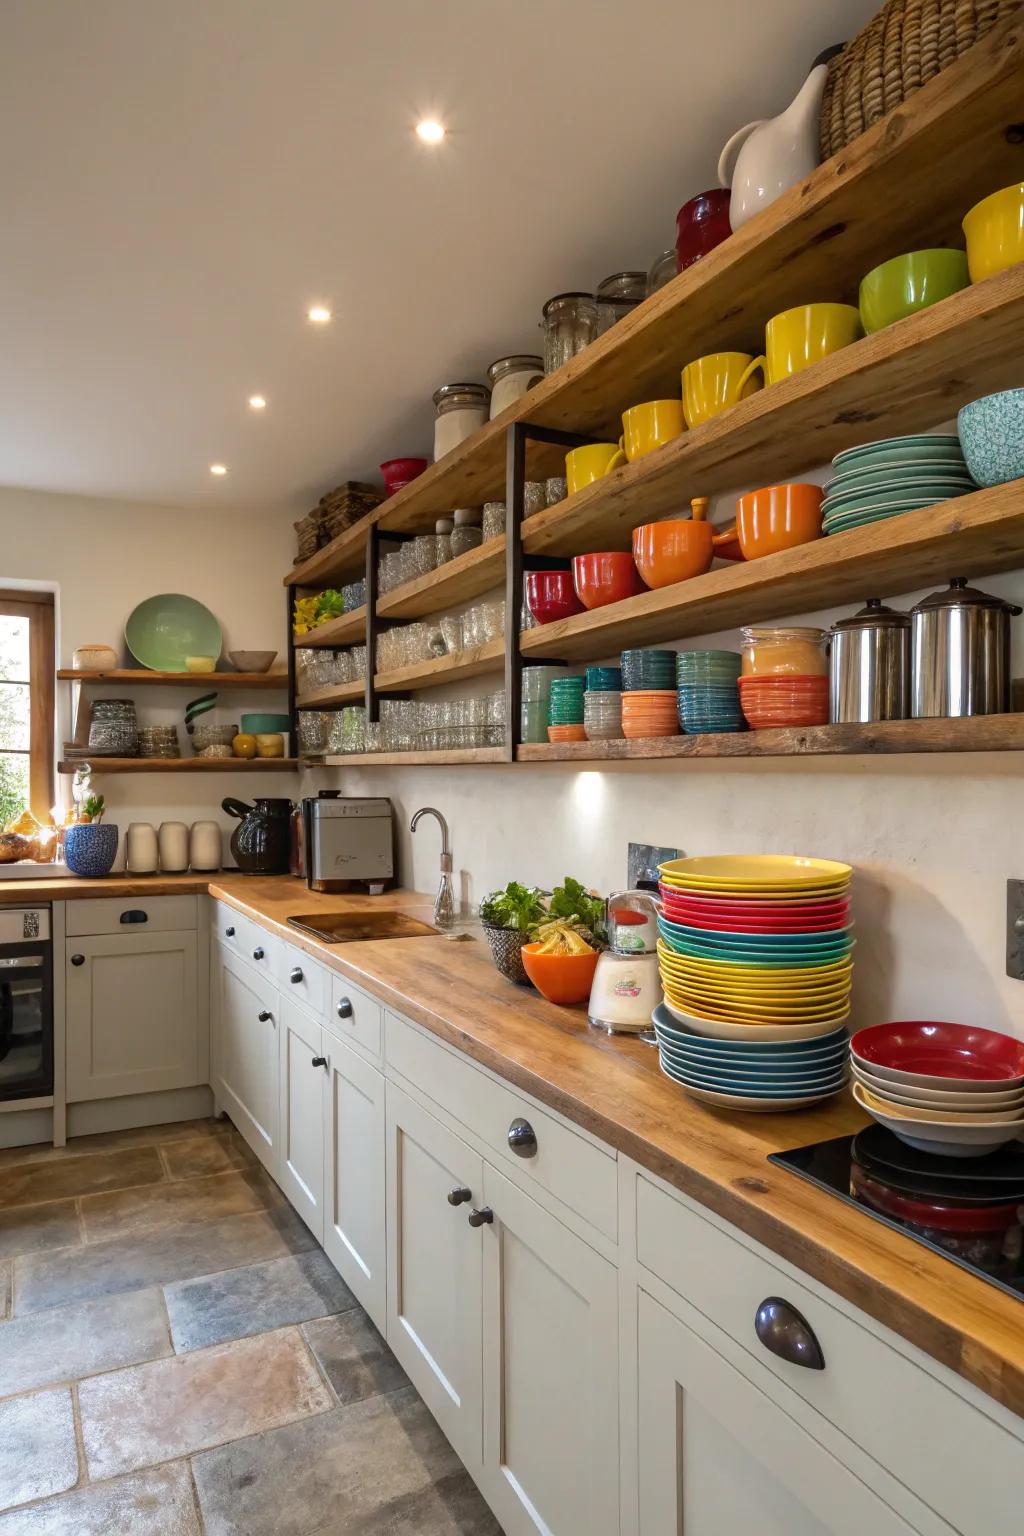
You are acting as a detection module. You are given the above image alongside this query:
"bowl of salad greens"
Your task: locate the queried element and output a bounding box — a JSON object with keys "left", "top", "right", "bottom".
{"left": 478, "top": 878, "right": 606, "bottom": 988}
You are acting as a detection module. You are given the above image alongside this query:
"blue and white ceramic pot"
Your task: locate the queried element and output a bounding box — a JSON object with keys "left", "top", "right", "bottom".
{"left": 64, "top": 823, "right": 119, "bottom": 878}
{"left": 957, "top": 389, "right": 1024, "bottom": 487}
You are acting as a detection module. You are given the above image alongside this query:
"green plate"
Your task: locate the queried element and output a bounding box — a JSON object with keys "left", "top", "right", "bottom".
{"left": 824, "top": 505, "right": 918, "bottom": 535}
{"left": 125, "top": 594, "right": 222, "bottom": 673}
{"left": 826, "top": 456, "right": 968, "bottom": 490}
{"left": 822, "top": 481, "right": 971, "bottom": 515}
{"left": 832, "top": 434, "right": 961, "bottom": 470}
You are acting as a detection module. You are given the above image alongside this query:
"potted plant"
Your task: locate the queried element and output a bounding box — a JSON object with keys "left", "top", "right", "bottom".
{"left": 64, "top": 795, "right": 119, "bottom": 878}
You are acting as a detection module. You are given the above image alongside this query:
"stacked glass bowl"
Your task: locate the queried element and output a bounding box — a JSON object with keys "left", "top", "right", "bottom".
{"left": 548, "top": 675, "right": 586, "bottom": 742}
{"left": 521, "top": 666, "right": 554, "bottom": 744}
{"left": 676, "top": 650, "right": 744, "bottom": 734}
{"left": 621, "top": 649, "right": 676, "bottom": 690}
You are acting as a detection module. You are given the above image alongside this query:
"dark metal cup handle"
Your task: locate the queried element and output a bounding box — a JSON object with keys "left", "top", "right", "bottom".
{"left": 754, "top": 1297, "right": 825, "bottom": 1370}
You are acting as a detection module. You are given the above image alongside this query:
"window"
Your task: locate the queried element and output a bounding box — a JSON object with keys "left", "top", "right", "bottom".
{"left": 0, "top": 593, "right": 55, "bottom": 825}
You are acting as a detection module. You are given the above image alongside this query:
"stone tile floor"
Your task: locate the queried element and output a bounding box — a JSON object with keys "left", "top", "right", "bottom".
{"left": 0, "top": 1118, "right": 502, "bottom": 1534}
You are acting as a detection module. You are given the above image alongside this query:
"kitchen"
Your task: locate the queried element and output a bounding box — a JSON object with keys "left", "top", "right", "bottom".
{"left": 1, "top": 0, "right": 1024, "bottom": 1532}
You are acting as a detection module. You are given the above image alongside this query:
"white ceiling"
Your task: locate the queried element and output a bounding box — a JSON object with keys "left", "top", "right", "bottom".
{"left": 0, "top": 0, "right": 879, "bottom": 516}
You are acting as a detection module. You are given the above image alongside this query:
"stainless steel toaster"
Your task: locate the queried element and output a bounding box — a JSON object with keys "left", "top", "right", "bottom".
{"left": 302, "top": 794, "right": 395, "bottom": 892}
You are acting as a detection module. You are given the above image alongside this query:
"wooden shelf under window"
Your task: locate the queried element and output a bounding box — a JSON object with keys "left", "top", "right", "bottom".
{"left": 292, "top": 608, "right": 367, "bottom": 649}
{"left": 57, "top": 669, "right": 287, "bottom": 688}
{"left": 373, "top": 638, "right": 505, "bottom": 694}
{"left": 376, "top": 540, "right": 506, "bottom": 621}
{"left": 58, "top": 757, "right": 299, "bottom": 774}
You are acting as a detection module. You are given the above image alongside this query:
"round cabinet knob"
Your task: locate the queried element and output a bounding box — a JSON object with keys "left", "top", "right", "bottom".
{"left": 507, "top": 1118, "right": 537, "bottom": 1158}
{"left": 447, "top": 1187, "right": 472, "bottom": 1206}
{"left": 467, "top": 1207, "right": 494, "bottom": 1227}
{"left": 253, "top": 947, "right": 265, "bottom": 961}
{"left": 225, "top": 926, "right": 235, "bottom": 938}
{"left": 257, "top": 1010, "right": 273, "bottom": 1024}
{"left": 70, "top": 954, "right": 85, "bottom": 967}
{"left": 336, "top": 998, "right": 354, "bottom": 1019}
{"left": 754, "top": 1298, "right": 825, "bottom": 1371}
{"left": 290, "top": 967, "right": 304, "bottom": 984}
{"left": 311, "top": 1056, "right": 328, "bottom": 1069}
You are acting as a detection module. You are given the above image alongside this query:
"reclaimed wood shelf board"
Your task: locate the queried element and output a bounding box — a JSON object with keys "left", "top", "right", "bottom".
{"left": 285, "top": 519, "right": 375, "bottom": 588}
{"left": 58, "top": 758, "right": 300, "bottom": 774}
{"left": 374, "top": 637, "right": 505, "bottom": 694}
{"left": 295, "top": 681, "right": 365, "bottom": 709}
{"left": 376, "top": 540, "right": 506, "bottom": 621}
{"left": 305, "top": 746, "right": 508, "bottom": 767}
{"left": 57, "top": 669, "right": 287, "bottom": 688}
{"left": 292, "top": 608, "right": 367, "bottom": 649}
{"left": 519, "top": 481, "right": 1024, "bottom": 662}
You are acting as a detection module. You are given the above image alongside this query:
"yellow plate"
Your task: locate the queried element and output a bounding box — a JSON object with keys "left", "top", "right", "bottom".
{"left": 661, "top": 989, "right": 851, "bottom": 1023}
{"left": 658, "top": 855, "right": 852, "bottom": 889}
{"left": 664, "top": 997, "right": 851, "bottom": 1029}
{"left": 656, "top": 942, "right": 853, "bottom": 982}
{"left": 666, "top": 977, "right": 852, "bottom": 1006}
{"left": 659, "top": 879, "right": 851, "bottom": 901}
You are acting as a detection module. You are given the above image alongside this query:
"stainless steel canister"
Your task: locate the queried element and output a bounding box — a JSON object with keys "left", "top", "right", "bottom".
{"left": 910, "top": 578, "right": 1021, "bottom": 718}
{"left": 829, "top": 599, "right": 910, "bottom": 723}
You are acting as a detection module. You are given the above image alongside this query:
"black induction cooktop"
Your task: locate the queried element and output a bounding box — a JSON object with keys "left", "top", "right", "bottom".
{"left": 770, "top": 1126, "right": 1024, "bottom": 1302}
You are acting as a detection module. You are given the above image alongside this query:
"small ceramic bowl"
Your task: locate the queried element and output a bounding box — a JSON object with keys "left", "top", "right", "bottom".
{"left": 957, "top": 389, "right": 1024, "bottom": 487}
{"left": 521, "top": 942, "right": 600, "bottom": 1005}
{"left": 573, "top": 552, "right": 645, "bottom": 610}
{"left": 229, "top": 650, "right": 277, "bottom": 673}
{"left": 858, "top": 248, "right": 969, "bottom": 333}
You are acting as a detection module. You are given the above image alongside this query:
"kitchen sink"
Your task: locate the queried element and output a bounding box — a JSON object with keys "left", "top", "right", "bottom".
{"left": 287, "top": 911, "right": 440, "bottom": 944}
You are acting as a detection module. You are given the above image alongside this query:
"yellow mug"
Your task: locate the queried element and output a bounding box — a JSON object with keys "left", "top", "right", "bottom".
{"left": 607, "top": 399, "right": 685, "bottom": 471}
{"left": 565, "top": 443, "right": 621, "bottom": 497}
{"left": 682, "top": 352, "right": 764, "bottom": 428}
{"left": 761, "top": 303, "right": 863, "bottom": 384}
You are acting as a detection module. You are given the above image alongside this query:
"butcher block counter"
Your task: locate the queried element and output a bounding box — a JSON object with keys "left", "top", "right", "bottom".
{"left": 5, "top": 870, "right": 1023, "bottom": 1417}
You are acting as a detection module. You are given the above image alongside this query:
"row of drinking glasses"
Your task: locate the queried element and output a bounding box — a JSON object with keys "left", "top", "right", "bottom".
{"left": 309, "top": 693, "right": 508, "bottom": 754}
{"left": 295, "top": 646, "right": 367, "bottom": 692}
{"left": 377, "top": 601, "right": 506, "bottom": 673}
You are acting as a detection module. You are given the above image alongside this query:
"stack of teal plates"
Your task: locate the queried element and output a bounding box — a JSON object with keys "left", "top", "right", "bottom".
{"left": 621, "top": 649, "right": 676, "bottom": 690}
{"left": 676, "top": 651, "right": 744, "bottom": 734}
{"left": 585, "top": 665, "right": 622, "bottom": 692}
{"left": 823, "top": 434, "right": 975, "bottom": 537}
{"left": 548, "top": 675, "right": 585, "bottom": 725}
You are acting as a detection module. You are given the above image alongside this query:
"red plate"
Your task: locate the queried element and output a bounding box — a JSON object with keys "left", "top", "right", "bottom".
{"left": 660, "top": 890, "right": 849, "bottom": 919}
{"left": 851, "top": 1021, "right": 1024, "bottom": 1083}
{"left": 666, "top": 912, "right": 851, "bottom": 934}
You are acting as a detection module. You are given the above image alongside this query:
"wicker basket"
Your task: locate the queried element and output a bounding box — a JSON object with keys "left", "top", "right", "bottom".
{"left": 481, "top": 924, "right": 533, "bottom": 987}
{"left": 294, "top": 509, "right": 324, "bottom": 562}
{"left": 819, "top": 0, "right": 1020, "bottom": 159}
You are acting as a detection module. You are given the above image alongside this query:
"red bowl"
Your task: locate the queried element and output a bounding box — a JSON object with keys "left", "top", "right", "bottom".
{"left": 380, "top": 457, "right": 428, "bottom": 493}
{"left": 675, "top": 188, "right": 732, "bottom": 272}
{"left": 572, "top": 552, "right": 645, "bottom": 610}
{"left": 525, "top": 570, "right": 584, "bottom": 625}
{"left": 851, "top": 1021, "right": 1024, "bottom": 1086}
{"left": 660, "top": 888, "right": 849, "bottom": 918}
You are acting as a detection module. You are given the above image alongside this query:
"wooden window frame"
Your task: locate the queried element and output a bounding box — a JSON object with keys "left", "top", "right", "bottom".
{"left": 0, "top": 591, "right": 55, "bottom": 821}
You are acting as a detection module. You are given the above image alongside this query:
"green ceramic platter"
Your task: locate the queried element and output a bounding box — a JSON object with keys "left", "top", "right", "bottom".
{"left": 821, "top": 482, "right": 968, "bottom": 516}
{"left": 125, "top": 594, "right": 223, "bottom": 673}
{"left": 832, "top": 434, "right": 961, "bottom": 470}
{"left": 826, "top": 456, "right": 968, "bottom": 489}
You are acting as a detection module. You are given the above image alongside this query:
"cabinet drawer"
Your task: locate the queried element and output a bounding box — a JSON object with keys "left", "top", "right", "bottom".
{"left": 636, "top": 1173, "right": 1020, "bottom": 1536}
{"left": 326, "top": 973, "right": 382, "bottom": 1061}
{"left": 67, "top": 894, "right": 197, "bottom": 936}
{"left": 213, "top": 904, "right": 280, "bottom": 975}
{"left": 386, "top": 1011, "right": 617, "bottom": 1241}
{"left": 276, "top": 941, "right": 326, "bottom": 1016}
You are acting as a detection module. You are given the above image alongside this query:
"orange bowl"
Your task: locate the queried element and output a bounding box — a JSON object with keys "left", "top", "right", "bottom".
{"left": 732, "top": 483, "right": 824, "bottom": 560}
{"left": 633, "top": 519, "right": 714, "bottom": 588}
{"left": 521, "top": 943, "right": 600, "bottom": 1004}
{"left": 573, "top": 552, "right": 645, "bottom": 609}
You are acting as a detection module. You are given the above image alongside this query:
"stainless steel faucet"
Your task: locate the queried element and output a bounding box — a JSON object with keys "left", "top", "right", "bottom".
{"left": 410, "top": 807, "right": 456, "bottom": 931}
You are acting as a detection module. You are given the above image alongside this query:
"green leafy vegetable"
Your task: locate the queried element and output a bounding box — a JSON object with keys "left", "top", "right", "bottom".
{"left": 315, "top": 589, "right": 346, "bottom": 621}
{"left": 479, "top": 881, "right": 546, "bottom": 933}
{"left": 546, "top": 876, "right": 606, "bottom": 937}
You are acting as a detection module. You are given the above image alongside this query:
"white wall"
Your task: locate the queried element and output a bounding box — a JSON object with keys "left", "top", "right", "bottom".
{"left": 0, "top": 484, "right": 298, "bottom": 859}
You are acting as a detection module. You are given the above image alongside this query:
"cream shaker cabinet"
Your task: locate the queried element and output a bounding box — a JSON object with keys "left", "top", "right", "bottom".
{"left": 65, "top": 929, "right": 199, "bottom": 1102}
{"left": 277, "top": 994, "right": 327, "bottom": 1240}
{"left": 214, "top": 945, "right": 279, "bottom": 1174}
{"left": 322, "top": 1026, "right": 387, "bottom": 1332}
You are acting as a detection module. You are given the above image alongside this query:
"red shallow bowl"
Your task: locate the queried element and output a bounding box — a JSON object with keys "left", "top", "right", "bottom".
{"left": 526, "top": 570, "right": 584, "bottom": 625}
{"left": 380, "top": 457, "right": 427, "bottom": 493}
{"left": 572, "top": 552, "right": 645, "bottom": 610}
{"left": 851, "top": 1021, "right": 1024, "bottom": 1085}
{"left": 660, "top": 888, "right": 850, "bottom": 917}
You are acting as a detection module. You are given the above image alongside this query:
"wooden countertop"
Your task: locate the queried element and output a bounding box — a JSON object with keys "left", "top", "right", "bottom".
{"left": 5, "top": 869, "right": 1022, "bottom": 1416}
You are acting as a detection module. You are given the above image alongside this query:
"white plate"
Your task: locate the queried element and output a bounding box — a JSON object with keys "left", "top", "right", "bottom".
{"left": 852, "top": 1082, "right": 1024, "bottom": 1155}
{"left": 661, "top": 1061, "right": 845, "bottom": 1111}
{"left": 850, "top": 1049, "right": 1024, "bottom": 1093}
{"left": 854, "top": 1078, "right": 1024, "bottom": 1124}
{"left": 850, "top": 1061, "right": 1024, "bottom": 1110}
{"left": 663, "top": 998, "right": 849, "bottom": 1042}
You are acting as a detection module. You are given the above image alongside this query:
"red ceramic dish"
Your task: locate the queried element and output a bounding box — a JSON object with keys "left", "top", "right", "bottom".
{"left": 675, "top": 188, "right": 732, "bottom": 272}
{"left": 573, "top": 552, "right": 645, "bottom": 610}
{"left": 851, "top": 1021, "right": 1024, "bottom": 1085}
{"left": 660, "top": 889, "right": 849, "bottom": 917}
{"left": 525, "top": 571, "right": 584, "bottom": 625}
{"left": 669, "top": 913, "right": 852, "bottom": 934}
{"left": 380, "top": 457, "right": 428, "bottom": 493}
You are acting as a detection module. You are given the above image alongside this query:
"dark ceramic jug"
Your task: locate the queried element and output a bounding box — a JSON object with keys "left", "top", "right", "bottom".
{"left": 222, "top": 798, "right": 292, "bottom": 875}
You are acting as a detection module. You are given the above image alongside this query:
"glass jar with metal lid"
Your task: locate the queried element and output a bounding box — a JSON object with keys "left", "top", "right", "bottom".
{"left": 486, "top": 355, "right": 544, "bottom": 419}
{"left": 829, "top": 599, "right": 910, "bottom": 723}
{"left": 541, "top": 292, "right": 597, "bottom": 375}
{"left": 910, "top": 577, "right": 1021, "bottom": 718}
{"left": 432, "top": 383, "right": 490, "bottom": 461}
{"left": 595, "top": 271, "right": 647, "bottom": 335}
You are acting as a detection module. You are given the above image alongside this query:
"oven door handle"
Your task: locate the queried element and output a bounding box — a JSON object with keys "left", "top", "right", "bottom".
{"left": 0, "top": 956, "right": 44, "bottom": 969}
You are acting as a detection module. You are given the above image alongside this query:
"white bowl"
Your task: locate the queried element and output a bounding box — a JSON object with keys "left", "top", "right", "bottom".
{"left": 849, "top": 1049, "right": 1024, "bottom": 1093}
{"left": 851, "top": 1061, "right": 1024, "bottom": 1111}
{"left": 662, "top": 999, "right": 848, "bottom": 1042}
{"left": 854, "top": 1079, "right": 1024, "bottom": 1124}
{"left": 852, "top": 1082, "right": 1024, "bottom": 1156}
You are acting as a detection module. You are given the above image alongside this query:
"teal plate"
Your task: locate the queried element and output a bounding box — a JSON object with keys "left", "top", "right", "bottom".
{"left": 821, "top": 481, "right": 969, "bottom": 515}
{"left": 833, "top": 434, "right": 961, "bottom": 469}
{"left": 125, "top": 594, "right": 222, "bottom": 673}
{"left": 651, "top": 1007, "right": 848, "bottom": 1052}
{"left": 825, "top": 459, "right": 969, "bottom": 491}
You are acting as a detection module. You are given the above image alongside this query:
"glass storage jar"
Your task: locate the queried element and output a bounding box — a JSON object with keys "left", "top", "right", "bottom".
{"left": 740, "top": 626, "right": 828, "bottom": 677}
{"left": 432, "top": 383, "right": 490, "bottom": 460}
{"left": 596, "top": 271, "right": 647, "bottom": 335}
{"left": 647, "top": 248, "right": 678, "bottom": 295}
{"left": 541, "top": 292, "right": 597, "bottom": 375}
{"left": 487, "top": 355, "right": 544, "bottom": 419}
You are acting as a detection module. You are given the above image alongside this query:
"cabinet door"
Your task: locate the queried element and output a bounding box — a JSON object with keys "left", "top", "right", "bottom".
{"left": 215, "top": 948, "right": 279, "bottom": 1174}
{"left": 480, "top": 1164, "right": 619, "bottom": 1536}
{"left": 386, "top": 1082, "right": 484, "bottom": 1469}
{"left": 278, "top": 996, "right": 326, "bottom": 1240}
{"left": 323, "top": 1033, "right": 386, "bottom": 1331}
{"left": 66, "top": 930, "right": 199, "bottom": 1103}
{"left": 638, "top": 1290, "right": 920, "bottom": 1536}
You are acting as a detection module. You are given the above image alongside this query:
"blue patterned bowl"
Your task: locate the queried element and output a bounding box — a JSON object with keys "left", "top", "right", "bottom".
{"left": 64, "top": 823, "right": 119, "bottom": 878}
{"left": 957, "top": 389, "right": 1024, "bottom": 487}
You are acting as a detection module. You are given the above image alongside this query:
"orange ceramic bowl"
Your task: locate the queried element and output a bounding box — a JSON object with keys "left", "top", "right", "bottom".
{"left": 633, "top": 519, "right": 714, "bottom": 588}
{"left": 521, "top": 943, "right": 600, "bottom": 1005}
{"left": 732, "top": 483, "right": 824, "bottom": 560}
{"left": 572, "top": 552, "right": 645, "bottom": 609}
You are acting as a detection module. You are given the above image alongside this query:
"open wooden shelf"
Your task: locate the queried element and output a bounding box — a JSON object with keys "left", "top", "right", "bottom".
{"left": 285, "top": 518, "right": 374, "bottom": 588}
{"left": 521, "top": 266, "right": 1024, "bottom": 557}
{"left": 517, "top": 715, "right": 1024, "bottom": 762}
{"left": 520, "top": 481, "right": 1024, "bottom": 663}
{"left": 293, "top": 608, "right": 367, "bottom": 650}
{"left": 374, "top": 637, "right": 505, "bottom": 694}
{"left": 58, "top": 757, "right": 299, "bottom": 774}
{"left": 305, "top": 746, "right": 507, "bottom": 768}
{"left": 295, "top": 680, "right": 365, "bottom": 710}
{"left": 57, "top": 669, "right": 287, "bottom": 688}
{"left": 377, "top": 539, "right": 506, "bottom": 621}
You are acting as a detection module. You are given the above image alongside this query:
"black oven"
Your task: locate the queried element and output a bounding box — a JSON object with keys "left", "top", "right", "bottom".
{"left": 0, "top": 907, "right": 53, "bottom": 1102}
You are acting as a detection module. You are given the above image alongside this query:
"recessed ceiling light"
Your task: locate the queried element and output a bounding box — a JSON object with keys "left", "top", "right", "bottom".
{"left": 415, "top": 119, "right": 445, "bottom": 145}
{"left": 307, "top": 305, "right": 332, "bottom": 324}
{"left": 210, "top": 463, "right": 228, "bottom": 476}
{"left": 248, "top": 394, "right": 267, "bottom": 411}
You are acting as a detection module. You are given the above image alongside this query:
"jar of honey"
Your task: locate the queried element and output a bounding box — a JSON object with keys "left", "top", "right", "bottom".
{"left": 740, "top": 625, "right": 828, "bottom": 677}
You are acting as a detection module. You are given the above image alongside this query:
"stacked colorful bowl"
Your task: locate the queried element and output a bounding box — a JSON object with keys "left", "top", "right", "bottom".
{"left": 738, "top": 626, "right": 829, "bottom": 728}
{"left": 738, "top": 674, "right": 829, "bottom": 727}
{"left": 654, "top": 854, "right": 854, "bottom": 1110}
{"left": 622, "top": 690, "right": 680, "bottom": 739}
{"left": 851, "top": 1020, "right": 1024, "bottom": 1158}
{"left": 548, "top": 675, "right": 586, "bottom": 743}
{"left": 676, "top": 650, "right": 744, "bottom": 733}
{"left": 621, "top": 649, "right": 676, "bottom": 691}
{"left": 585, "top": 665, "right": 622, "bottom": 691}
{"left": 584, "top": 689, "right": 623, "bottom": 741}
{"left": 823, "top": 433, "right": 975, "bottom": 538}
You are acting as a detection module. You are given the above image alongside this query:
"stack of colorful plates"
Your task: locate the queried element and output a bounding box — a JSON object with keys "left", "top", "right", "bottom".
{"left": 822, "top": 434, "right": 975, "bottom": 537}
{"left": 851, "top": 1020, "right": 1024, "bottom": 1158}
{"left": 622, "top": 690, "right": 680, "bottom": 739}
{"left": 652, "top": 1004, "right": 850, "bottom": 1110}
{"left": 585, "top": 665, "right": 622, "bottom": 692}
{"left": 621, "top": 649, "right": 676, "bottom": 690}
{"left": 676, "top": 651, "right": 744, "bottom": 734}
{"left": 548, "top": 676, "right": 585, "bottom": 725}
{"left": 655, "top": 855, "right": 854, "bottom": 1109}
{"left": 738, "top": 673, "right": 829, "bottom": 728}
